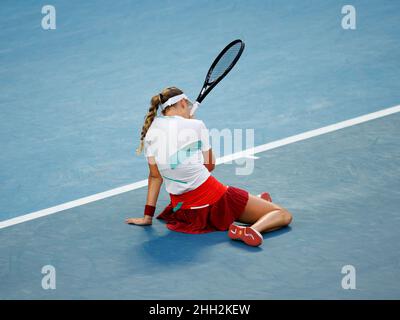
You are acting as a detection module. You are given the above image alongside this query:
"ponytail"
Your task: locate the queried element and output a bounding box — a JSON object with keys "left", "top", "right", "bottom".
{"left": 136, "top": 86, "right": 184, "bottom": 155}
{"left": 136, "top": 95, "right": 160, "bottom": 155}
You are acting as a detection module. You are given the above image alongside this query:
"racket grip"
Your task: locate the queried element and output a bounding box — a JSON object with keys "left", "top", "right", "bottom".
{"left": 190, "top": 101, "right": 200, "bottom": 116}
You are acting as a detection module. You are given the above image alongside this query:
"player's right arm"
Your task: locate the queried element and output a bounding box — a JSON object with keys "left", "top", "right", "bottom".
{"left": 203, "top": 148, "right": 215, "bottom": 172}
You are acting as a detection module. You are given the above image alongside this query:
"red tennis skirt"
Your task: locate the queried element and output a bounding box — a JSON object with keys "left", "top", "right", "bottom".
{"left": 156, "top": 186, "right": 249, "bottom": 234}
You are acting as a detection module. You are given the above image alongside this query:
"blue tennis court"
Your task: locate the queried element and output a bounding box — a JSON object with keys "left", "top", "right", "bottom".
{"left": 1, "top": 0, "right": 399, "bottom": 299}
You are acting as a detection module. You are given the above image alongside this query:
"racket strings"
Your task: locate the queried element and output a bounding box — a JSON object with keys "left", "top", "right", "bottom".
{"left": 209, "top": 43, "right": 242, "bottom": 83}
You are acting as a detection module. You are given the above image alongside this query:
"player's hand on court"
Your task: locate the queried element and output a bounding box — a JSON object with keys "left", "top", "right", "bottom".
{"left": 125, "top": 216, "right": 152, "bottom": 226}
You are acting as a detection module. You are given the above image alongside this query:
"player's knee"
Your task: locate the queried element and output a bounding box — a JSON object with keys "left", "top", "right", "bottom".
{"left": 281, "top": 209, "right": 293, "bottom": 226}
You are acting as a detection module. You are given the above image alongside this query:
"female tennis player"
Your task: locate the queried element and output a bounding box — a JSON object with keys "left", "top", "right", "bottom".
{"left": 126, "top": 87, "right": 292, "bottom": 246}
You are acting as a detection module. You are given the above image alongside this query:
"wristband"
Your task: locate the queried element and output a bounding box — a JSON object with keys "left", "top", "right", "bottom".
{"left": 144, "top": 205, "right": 156, "bottom": 217}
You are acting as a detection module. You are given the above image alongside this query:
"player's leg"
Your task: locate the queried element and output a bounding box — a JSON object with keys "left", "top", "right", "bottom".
{"left": 228, "top": 194, "right": 292, "bottom": 246}
{"left": 238, "top": 194, "right": 292, "bottom": 233}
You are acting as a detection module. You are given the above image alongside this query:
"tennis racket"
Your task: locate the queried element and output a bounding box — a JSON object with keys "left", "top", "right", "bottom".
{"left": 190, "top": 39, "right": 245, "bottom": 116}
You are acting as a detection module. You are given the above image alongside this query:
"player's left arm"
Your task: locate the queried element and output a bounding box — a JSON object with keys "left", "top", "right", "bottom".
{"left": 125, "top": 157, "right": 163, "bottom": 226}
{"left": 146, "top": 159, "right": 163, "bottom": 206}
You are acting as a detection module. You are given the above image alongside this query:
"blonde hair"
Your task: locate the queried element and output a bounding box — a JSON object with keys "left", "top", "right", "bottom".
{"left": 136, "top": 86, "right": 183, "bottom": 155}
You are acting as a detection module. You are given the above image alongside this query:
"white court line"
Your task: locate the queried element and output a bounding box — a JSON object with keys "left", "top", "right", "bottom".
{"left": 242, "top": 155, "right": 260, "bottom": 159}
{"left": 1, "top": 104, "right": 399, "bottom": 230}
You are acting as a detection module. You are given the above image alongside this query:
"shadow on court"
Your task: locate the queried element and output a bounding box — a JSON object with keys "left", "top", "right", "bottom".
{"left": 131, "top": 224, "right": 293, "bottom": 263}
{"left": 132, "top": 228, "right": 229, "bottom": 266}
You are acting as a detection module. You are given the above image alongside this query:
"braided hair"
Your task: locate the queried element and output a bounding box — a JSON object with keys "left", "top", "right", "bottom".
{"left": 136, "top": 87, "right": 183, "bottom": 155}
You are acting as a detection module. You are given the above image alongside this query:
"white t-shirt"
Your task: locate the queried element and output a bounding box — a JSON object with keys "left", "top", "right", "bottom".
{"left": 144, "top": 115, "right": 211, "bottom": 195}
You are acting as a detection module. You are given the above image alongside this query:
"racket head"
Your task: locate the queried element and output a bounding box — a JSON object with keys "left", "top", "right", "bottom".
{"left": 196, "top": 39, "right": 245, "bottom": 103}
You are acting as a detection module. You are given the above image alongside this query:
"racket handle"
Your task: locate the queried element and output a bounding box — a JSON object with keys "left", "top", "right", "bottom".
{"left": 190, "top": 101, "right": 200, "bottom": 116}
